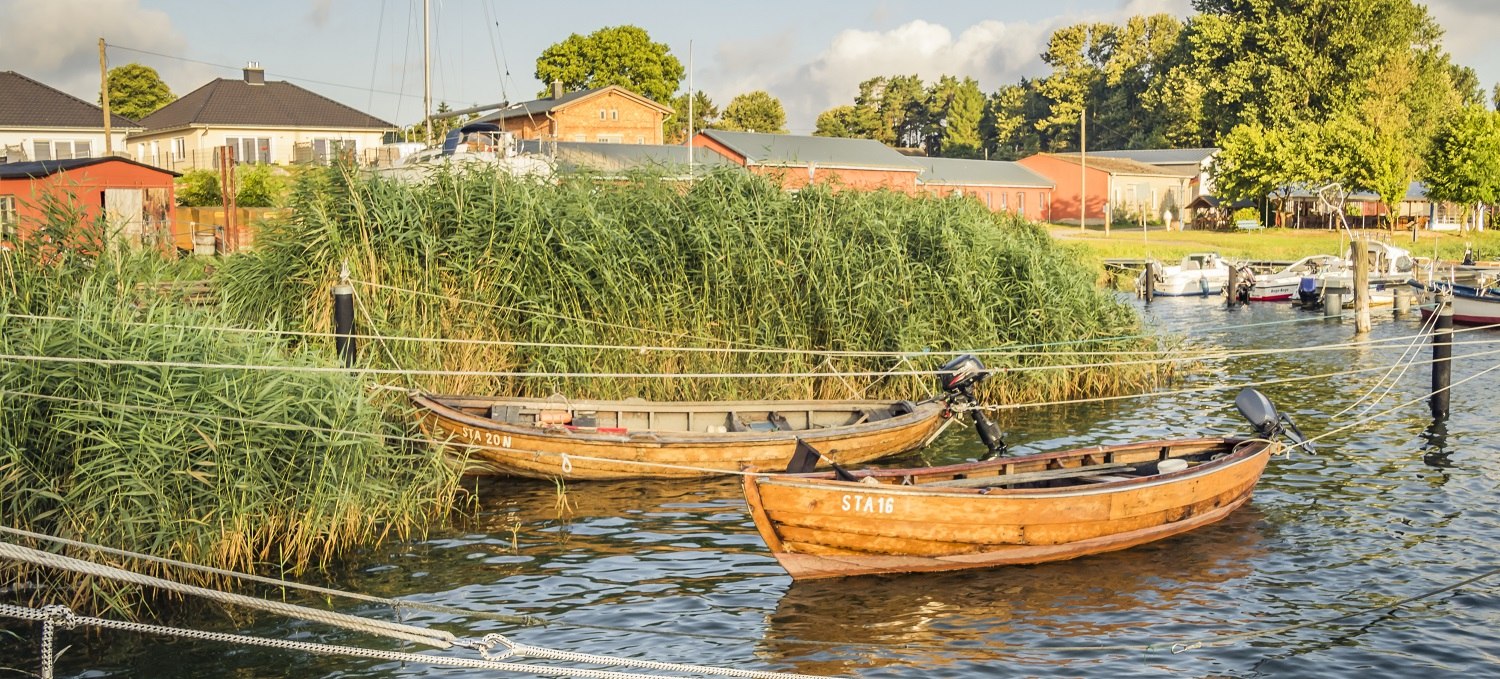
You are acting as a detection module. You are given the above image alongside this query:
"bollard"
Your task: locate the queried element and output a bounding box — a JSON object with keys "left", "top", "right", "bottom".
{"left": 1144, "top": 262, "right": 1155, "bottom": 303}
{"left": 1395, "top": 287, "right": 1411, "bottom": 315}
{"left": 333, "top": 284, "right": 357, "bottom": 368}
{"left": 1325, "top": 292, "right": 1343, "bottom": 318}
{"left": 1226, "top": 265, "right": 1238, "bottom": 308}
{"left": 1431, "top": 293, "right": 1453, "bottom": 421}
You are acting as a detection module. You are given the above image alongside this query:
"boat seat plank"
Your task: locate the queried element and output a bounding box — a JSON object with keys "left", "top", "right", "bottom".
{"left": 1078, "top": 474, "right": 1141, "bottom": 484}
{"left": 923, "top": 463, "right": 1137, "bottom": 489}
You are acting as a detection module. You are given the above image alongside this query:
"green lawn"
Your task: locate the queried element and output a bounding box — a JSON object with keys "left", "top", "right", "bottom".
{"left": 1049, "top": 224, "right": 1500, "bottom": 263}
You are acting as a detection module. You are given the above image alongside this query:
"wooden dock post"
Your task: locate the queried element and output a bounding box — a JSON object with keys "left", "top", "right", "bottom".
{"left": 1431, "top": 292, "right": 1453, "bottom": 421}
{"left": 1225, "top": 264, "right": 1238, "bottom": 308}
{"left": 1143, "top": 262, "right": 1155, "bottom": 302}
{"left": 333, "top": 283, "right": 357, "bottom": 368}
{"left": 1354, "top": 238, "right": 1371, "bottom": 333}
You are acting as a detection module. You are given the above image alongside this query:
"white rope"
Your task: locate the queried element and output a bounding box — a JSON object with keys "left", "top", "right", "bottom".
{"left": 0, "top": 541, "right": 456, "bottom": 649}
{"left": 0, "top": 604, "right": 830, "bottom": 679}
{"left": 1331, "top": 306, "right": 1442, "bottom": 419}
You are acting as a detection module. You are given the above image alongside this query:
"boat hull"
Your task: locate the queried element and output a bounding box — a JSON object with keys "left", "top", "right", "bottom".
{"left": 1412, "top": 281, "right": 1500, "bottom": 325}
{"left": 744, "top": 437, "right": 1274, "bottom": 579}
{"left": 415, "top": 394, "right": 948, "bottom": 480}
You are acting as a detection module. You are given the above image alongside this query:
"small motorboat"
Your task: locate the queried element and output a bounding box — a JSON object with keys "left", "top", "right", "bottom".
{"left": 1411, "top": 279, "right": 1500, "bottom": 326}
{"left": 1140, "top": 253, "right": 1230, "bottom": 297}
{"left": 1248, "top": 254, "right": 1344, "bottom": 302}
{"left": 742, "top": 377, "right": 1309, "bottom": 580}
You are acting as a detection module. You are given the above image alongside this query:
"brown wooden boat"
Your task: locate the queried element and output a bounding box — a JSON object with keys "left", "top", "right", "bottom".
{"left": 412, "top": 393, "right": 950, "bottom": 480}
{"left": 742, "top": 388, "right": 1308, "bottom": 580}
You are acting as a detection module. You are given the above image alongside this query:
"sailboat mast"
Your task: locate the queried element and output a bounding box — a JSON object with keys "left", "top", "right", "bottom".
{"left": 423, "top": 0, "right": 432, "bottom": 145}
{"left": 687, "top": 40, "right": 693, "bottom": 174}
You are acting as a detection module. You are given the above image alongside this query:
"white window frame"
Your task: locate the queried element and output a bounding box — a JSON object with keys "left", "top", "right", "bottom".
{"left": 1018, "top": 191, "right": 1025, "bottom": 214}
{"left": 0, "top": 195, "right": 17, "bottom": 239}
{"left": 171, "top": 137, "right": 186, "bottom": 160}
{"left": 225, "top": 137, "right": 272, "bottom": 164}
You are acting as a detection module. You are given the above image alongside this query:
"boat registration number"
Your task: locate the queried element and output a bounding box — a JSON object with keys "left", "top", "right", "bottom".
{"left": 841, "top": 494, "right": 894, "bottom": 514}
{"left": 459, "top": 426, "right": 510, "bottom": 448}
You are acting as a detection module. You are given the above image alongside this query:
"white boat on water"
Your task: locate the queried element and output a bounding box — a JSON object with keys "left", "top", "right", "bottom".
{"left": 373, "top": 122, "right": 554, "bottom": 183}
{"left": 1244, "top": 254, "right": 1344, "bottom": 302}
{"left": 1140, "top": 253, "right": 1231, "bottom": 297}
{"left": 1311, "top": 241, "right": 1416, "bottom": 307}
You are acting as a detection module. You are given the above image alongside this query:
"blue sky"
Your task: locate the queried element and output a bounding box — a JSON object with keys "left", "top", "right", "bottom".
{"left": 4, "top": 0, "right": 1499, "bottom": 134}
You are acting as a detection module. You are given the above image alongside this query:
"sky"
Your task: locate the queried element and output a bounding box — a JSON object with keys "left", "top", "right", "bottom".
{"left": 4, "top": 0, "right": 1500, "bottom": 135}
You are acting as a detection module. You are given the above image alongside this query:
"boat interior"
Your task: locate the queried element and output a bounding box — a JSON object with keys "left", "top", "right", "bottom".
{"left": 434, "top": 396, "right": 924, "bottom": 434}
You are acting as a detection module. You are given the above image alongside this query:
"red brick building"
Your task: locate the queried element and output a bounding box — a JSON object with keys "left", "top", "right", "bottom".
{"left": 690, "top": 129, "right": 921, "bottom": 192}
{"left": 474, "top": 84, "right": 673, "bottom": 145}
{"left": 1019, "top": 153, "right": 1194, "bottom": 227}
{"left": 0, "top": 157, "right": 177, "bottom": 248}
{"left": 913, "top": 157, "right": 1054, "bottom": 221}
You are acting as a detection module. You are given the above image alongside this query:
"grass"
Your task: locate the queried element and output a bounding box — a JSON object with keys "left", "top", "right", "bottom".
{"left": 0, "top": 194, "right": 460, "bottom": 617}
{"left": 1051, "top": 224, "right": 1500, "bottom": 263}
{"left": 216, "top": 165, "right": 1165, "bottom": 406}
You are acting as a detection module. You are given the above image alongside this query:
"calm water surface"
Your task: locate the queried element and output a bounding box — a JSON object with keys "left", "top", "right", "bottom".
{"left": 19, "top": 297, "right": 1500, "bottom": 677}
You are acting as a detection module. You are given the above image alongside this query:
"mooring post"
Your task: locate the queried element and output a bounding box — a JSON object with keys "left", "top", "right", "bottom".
{"left": 1143, "top": 262, "right": 1155, "bottom": 303}
{"left": 1395, "top": 286, "right": 1411, "bottom": 315}
{"left": 1354, "top": 238, "right": 1371, "bottom": 334}
{"left": 1431, "top": 292, "right": 1453, "bottom": 420}
{"left": 333, "top": 283, "right": 357, "bottom": 368}
{"left": 1225, "top": 264, "right": 1238, "bottom": 308}
{"left": 1325, "top": 291, "right": 1343, "bottom": 318}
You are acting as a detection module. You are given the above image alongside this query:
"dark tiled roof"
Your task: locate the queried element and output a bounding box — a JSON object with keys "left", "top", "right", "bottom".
{"left": 915, "top": 157, "right": 1053, "bottom": 188}
{"left": 134, "top": 77, "right": 393, "bottom": 131}
{"left": 0, "top": 156, "right": 178, "bottom": 179}
{"left": 701, "top": 130, "right": 920, "bottom": 171}
{"left": 0, "top": 71, "right": 140, "bottom": 128}
{"left": 1042, "top": 153, "right": 1189, "bottom": 177}
{"left": 1089, "top": 148, "right": 1218, "bottom": 165}
{"left": 517, "top": 140, "right": 734, "bottom": 173}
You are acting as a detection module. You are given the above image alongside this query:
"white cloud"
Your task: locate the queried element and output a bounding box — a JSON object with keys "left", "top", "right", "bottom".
{"left": 0, "top": 0, "right": 209, "bottom": 107}
{"left": 706, "top": 0, "right": 1194, "bottom": 133}
{"left": 1424, "top": 0, "right": 1500, "bottom": 91}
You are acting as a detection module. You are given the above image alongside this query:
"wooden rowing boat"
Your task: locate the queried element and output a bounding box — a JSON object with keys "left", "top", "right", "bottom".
{"left": 412, "top": 393, "right": 949, "bottom": 480}
{"left": 742, "top": 388, "right": 1307, "bottom": 580}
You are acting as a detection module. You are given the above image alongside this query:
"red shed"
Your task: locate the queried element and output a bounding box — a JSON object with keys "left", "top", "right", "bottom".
{"left": 0, "top": 156, "right": 178, "bottom": 249}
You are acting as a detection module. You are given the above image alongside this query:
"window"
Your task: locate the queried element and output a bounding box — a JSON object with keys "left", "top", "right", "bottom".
{"left": 571, "top": 134, "right": 586, "bottom": 142}
{"left": 596, "top": 134, "right": 623, "bottom": 143}
{"left": 599, "top": 109, "right": 607, "bottom": 120}
{"left": 226, "top": 137, "right": 271, "bottom": 164}
{"left": 310, "top": 138, "right": 355, "bottom": 164}
{"left": 32, "top": 141, "right": 52, "bottom": 161}
{"left": 610, "top": 109, "right": 618, "bottom": 120}
{"left": 171, "top": 137, "right": 186, "bottom": 159}
{"left": 998, "top": 192, "right": 1007, "bottom": 210}
{"left": 635, "top": 136, "right": 645, "bottom": 145}
{"left": 1017, "top": 191, "right": 1025, "bottom": 214}
{"left": 0, "top": 195, "right": 16, "bottom": 239}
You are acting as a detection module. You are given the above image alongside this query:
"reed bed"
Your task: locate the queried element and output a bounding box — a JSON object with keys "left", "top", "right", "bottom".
{"left": 0, "top": 205, "right": 459, "bottom": 616}
{"left": 219, "top": 166, "right": 1160, "bottom": 404}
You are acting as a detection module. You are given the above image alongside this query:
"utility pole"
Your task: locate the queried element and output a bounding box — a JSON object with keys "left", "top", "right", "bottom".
{"left": 99, "top": 38, "right": 112, "bottom": 156}
{"left": 423, "top": 0, "right": 432, "bottom": 145}
{"left": 1079, "top": 105, "right": 1086, "bottom": 231}
{"left": 687, "top": 40, "right": 694, "bottom": 174}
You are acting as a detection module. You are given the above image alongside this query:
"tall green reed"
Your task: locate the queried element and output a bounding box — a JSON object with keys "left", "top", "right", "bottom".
{"left": 0, "top": 196, "right": 458, "bottom": 616}
{"left": 219, "top": 165, "right": 1160, "bottom": 404}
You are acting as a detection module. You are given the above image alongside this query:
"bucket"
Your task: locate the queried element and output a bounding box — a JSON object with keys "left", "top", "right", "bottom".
{"left": 193, "top": 232, "right": 216, "bottom": 256}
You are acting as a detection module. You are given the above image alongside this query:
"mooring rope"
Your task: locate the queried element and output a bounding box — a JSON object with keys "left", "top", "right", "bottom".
{"left": 0, "top": 603, "right": 830, "bottom": 679}
{"left": 0, "top": 541, "right": 456, "bottom": 649}
{"left": 1331, "top": 306, "right": 1443, "bottom": 420}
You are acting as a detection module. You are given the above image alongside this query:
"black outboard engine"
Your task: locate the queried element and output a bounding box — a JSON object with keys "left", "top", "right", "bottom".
{"left": 939, "top": 354, "right": 1007, "bottom": 458}
{"left": 1235, "top": 387, "right": 1312, "bottom": 452}
{"left": 1234, "top": 265, "right": 1256, "bottom": 305}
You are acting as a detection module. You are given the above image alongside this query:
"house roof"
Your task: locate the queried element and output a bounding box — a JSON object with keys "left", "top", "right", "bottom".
{"left": 914, "top": 157, "right": 1053, "bottom": 188}
{"left": 1039, "top": 153, "right": 1189, "bottom": 177}
{"left": 473, "top": 86, "right": 673, "bottom": 124}
{"left": 0, "top": 156, "right": 179, "bottom": 179}
{"left": 133, "top": 74, "right": 394, "bottom": 132}
{"left": 1089, "top": 148, "right": 1218, "bottom": 166}
{"left": 517, "top": 140, "right": 735, "bottom": 174}
{"left": 0, "top": 71, "right": 140, "bottom": 129}
{"left": 700, "top": 130, "right": 920, "bottom": 171}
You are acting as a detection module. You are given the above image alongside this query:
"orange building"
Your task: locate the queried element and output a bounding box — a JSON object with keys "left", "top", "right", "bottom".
{"left": 691, "top": 129, "right": 921, "bottom": 192}
{"left": 912, "top": 157, "right": 1054, "bottom": 221}
{"left": 474, "top": 84, "right": 673, "bottom": 145}
{"left": 0, "top": 156, "right": 177, "bottom": 248}
{"left": 1019, "top": 153, "right": 1194, "bottom": 226}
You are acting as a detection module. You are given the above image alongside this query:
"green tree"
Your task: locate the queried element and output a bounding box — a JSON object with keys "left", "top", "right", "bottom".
{"left": 101, "top": 63, "right": 174, "bottom": 121}
{"left": 1423, "top": 105, "right": 1500, "bottom": 232}
{"left": 534, "top": 25, "right": 684, "bottom": 104}
{"left": 176, "top": 170, "right": 220, "bottom": 207}
{"left": 1033, "top": 22, "right": 1111, "bottom": 150}
{"left": 981, "top": 83, "right": 1042, "bottom": 160}
{"left": 236, "top": 164, "right": 287, "bottom": 208}
{"left": 937, "top": 78, "right": 984, "bottom": 158}
{"left": 853, "top": 75, "right": 927, "bottom": 147}
{"left": 718, "top": 91, "right": 787, "bottom": 134}
{"left": 813, "top": 106, "right": 866, "bottom": 137}
{"left": 665, "top": 91, "right": 718, "bottom": 144}
{"left": 1211, "top": 120, "right": 1316, "bottom": 226}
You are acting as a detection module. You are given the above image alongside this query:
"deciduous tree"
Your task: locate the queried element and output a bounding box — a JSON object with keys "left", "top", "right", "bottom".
{"left": 1423, "top": 105, "right": 1500, "bottom": 232}
{"left": 534, "top": 25, "right": 683, "bottom": 104}
{"left": 101, "top": 63, "right": 174, "bottom": 121}
{"left": 665, "top": 91, "right": 717, "bottom": 143}
{"left": 719, "top": 91, "right": 786, "bottom": 134}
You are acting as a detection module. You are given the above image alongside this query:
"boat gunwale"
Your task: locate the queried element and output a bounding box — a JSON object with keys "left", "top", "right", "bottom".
{"left": 412, "top": 392, "right": 950, "bottom": 445}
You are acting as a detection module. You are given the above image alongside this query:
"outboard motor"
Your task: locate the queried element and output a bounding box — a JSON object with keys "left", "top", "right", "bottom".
{"left": 938, "top": 354, "right": 1007, "bottom": 458}
{"left": 1235, "top": 387, "right": 1312, "bottom": 452}
{"left": 1297, "top": 277, "right": 1321, "bottom": 309}
{"left": 1234, "top": 265, "right": 1256, "bottom": 304}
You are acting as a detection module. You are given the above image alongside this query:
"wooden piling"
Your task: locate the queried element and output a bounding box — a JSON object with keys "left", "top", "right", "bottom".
{"left": 1226, "top": 264, "right": 1238, "bottom": 308}
{"left": 1354, "top": 238, "right": 1370, "bottom": 333}
{"left": 333, "top": 284, "right": 357, "bottom": 368}
{"left": 1143, "top": 262, "right": 1155, "bottom": 302}
{"left": 1431, "top": 292, "right": 1452, "bottom": 421}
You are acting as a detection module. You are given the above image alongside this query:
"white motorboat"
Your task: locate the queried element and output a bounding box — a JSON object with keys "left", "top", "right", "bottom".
{"left": 1141, "top": 253, "right": 1230, "bottom": 297}
{"left": 374, "top": 122, "right": 554, "bottom": 183}
{"left": 1245, "top": 254, "right": 1344, "bottom": 302}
